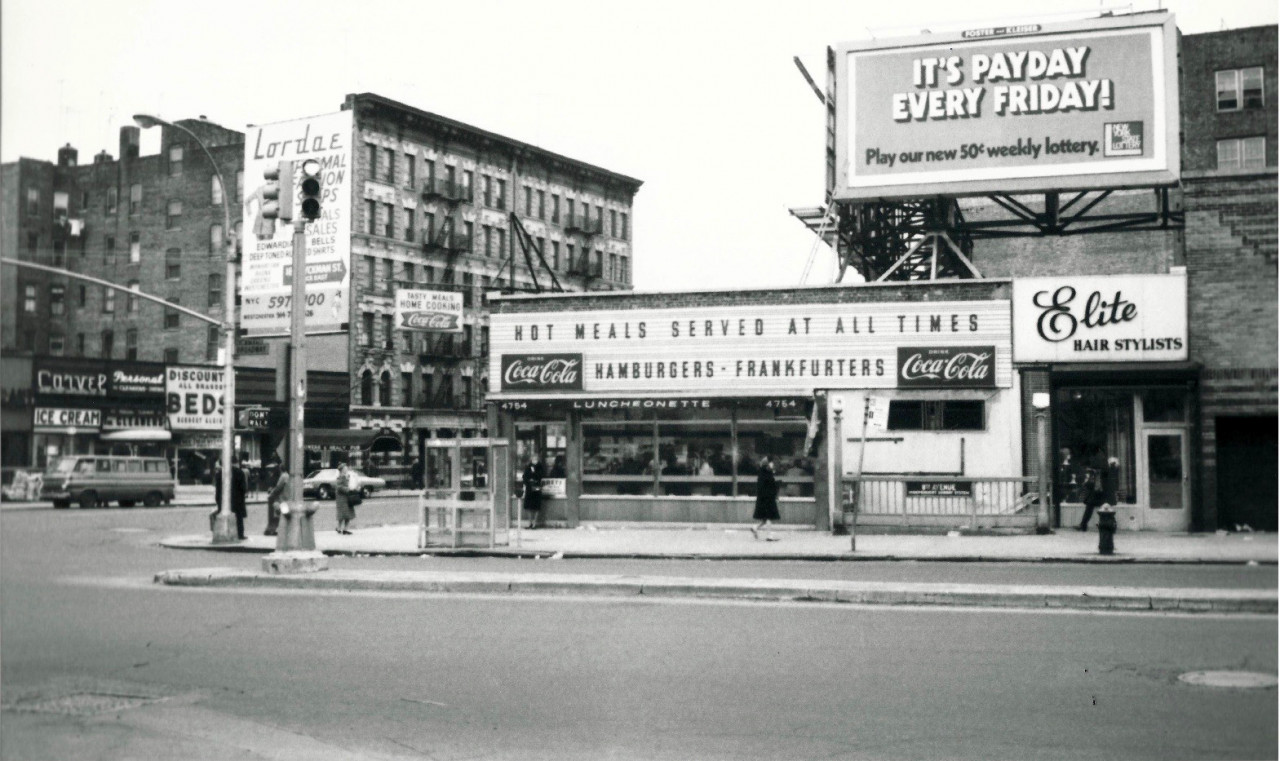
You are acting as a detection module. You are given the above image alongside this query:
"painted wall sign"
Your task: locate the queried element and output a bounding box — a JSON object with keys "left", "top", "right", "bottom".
{"left": 395, "top": 289, "right": 463, "bottom": 333}
{"left": 34, "top": 407, "right": 101, "bottom": 432}
{"left": 1012, "top": 273, "right": 1187, "bottom": 362}
{"left": 241, "top": 110, "right": 353, "bottom": 337}
{"left": 905, "top": 480, "right": 973, "bottom": 497}
{"left": 832, "top": 13, "right": 1178, "bottom": 200}
{"left": 500, "top": 354, "right": 584, "bottom": 392}
{"left": 165, "top": 366, "right": 227, "bottom": 431}
{"left": 897, "top": 346, "right": 996, "bottom": 388}
{"left": 490, "top": 301, "right": 1011, "bottom": 394}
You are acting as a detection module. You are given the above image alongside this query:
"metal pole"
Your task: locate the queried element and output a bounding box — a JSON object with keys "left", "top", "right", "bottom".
{"left": 1035, "top": 412, "right": 1052, "bottom": 533}
{"left": 215, "top": 163, "right": 237, "bottom": 543}
{"left": 287, "top": 220, "right": 309, "bottom": 545}
{"left": 851, "top": 397, "right": 872, "bottom": 552}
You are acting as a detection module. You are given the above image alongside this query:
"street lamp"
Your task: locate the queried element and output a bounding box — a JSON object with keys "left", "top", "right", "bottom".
{"left": 135, "top": 114, "right": 238, "bottom": 543}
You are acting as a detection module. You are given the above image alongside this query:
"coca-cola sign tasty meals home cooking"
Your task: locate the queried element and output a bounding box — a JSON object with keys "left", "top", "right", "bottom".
{"left": 896, "top": 346, "right": 996, "bottom": 388}
{"left": 501, "top": 354, "right": 583, "bottom": 392}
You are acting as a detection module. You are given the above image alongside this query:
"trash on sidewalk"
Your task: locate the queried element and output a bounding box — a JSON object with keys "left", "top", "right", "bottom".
{"left": 947, "top": 530, "right": 961, "bottom": 538}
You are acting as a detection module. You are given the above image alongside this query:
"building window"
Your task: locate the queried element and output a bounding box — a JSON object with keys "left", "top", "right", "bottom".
{"left": 103, "top": 287, "right": 116, "bottom": 314}
{"left": 367, "top": 144, "right": 378, "bottom": 177}
{"left": 101, "top": 330, "right": 114, "bottom": 358}
{"left": 365, "top": 256, "right": 376, "bottom": 290}
{"left": 383, "top": 202, "right": 395, "bottom": 237}
{"left": 211, "top": 174, "right": 223, "bottom": 205}
{"left": 166, "top": 247, "right": 182, "bottom": 279}
{"left": 551, "top": 241, "right": 561, "bottom": 269}
{"left": 496, "top": 179, "right": 506, "bottom": 210}
{"left": 621, "top": 255, "right": 630, "bottom": 283}
{"left": 77, "top": 285, "right": 87, "bottom": 308}
{"left": 424, "top": 211, "right": 435, "bottom": 243}
{"left": 1217, "top": 136, "right": 1267, "bottom": 170}
{"left": 425, "top": 159, "right": 435, "bottom": 186}
{"left": 130, "top": 232, "right": 141, "bottom": 263}
{"left": 463, "top": 170, "right": 473, "bottom": 196}
{"left": 382, "top": 314, "right": 394, "bottom": 348}
{"left": 609, "top": 253, "right": 618, "bottom": 280}
{"left": 366, "top": 199, "right": 377, "bottom": 235}
{"left": 404, "top": 262, "right": 415, "bottom": 284}
{"left": 886, "top": 400, "right": 985, "bottom": 431}
{"left": 126, "top": 329, "right": 138, "bottom": 360}
{"left": 130, "top": 184, "right": 142, "bottom": 215}
{"left": 50, "top": 284, "right": 65, "bottom": 316}
{"left": 107, "top": 186, "right": 118, "bottom": 214}
{"left": 382, "top": 258, "right": 393, "bottom": 291}
{"left": 49, "top": 334, "right": 65, "bottom": 356}
{"left": 168, "top": 144, "right": 184, "bottom": 176}
{"left": 1217, "top": 67, "right": 1265, "bottom": 111}
{"left": 402, "top": 372, "right": 413, "bottom": 407}
{"left": 52, "top": 241, "right": 65, "bottom": 267}
{"left": 484, "top": 175, "right": 493, "bottom": 206}
{"left": 360, "top": 370, "right": 374, "bottom": 405}
{"left": 27, "top": 233, "right": 38, "bottom": 256}
{"left": 361, "top": 312, "right": 374, "bottom": 347}
{"left": 383, "top": 147, "right": 395, "bottom": 183}
{"left": 484, "top": 225, "right": 493, "bottom": 257}
{"left": 105, "top": 236, "right": 115, "bottom": 264}
{"left": 1054, "top": 388, "right": 1138, "bottom": 506}
{"left": 164, "top": 299, "right": 180, "bottom": 329}
{"left": 379, "top": 372, "right": 392, "bottom": 406}
{"left": 405, "top": 152, "right": 415, "bottom": 188}
{"left": 496, "top": 228, "right": 505, "bottom": 259}
{"left": 610, "top": 209, "right": 618, "bottom": 237}
{"left": 164, "top": 348, "right": 179, "bottom": 363}
{"left": 206, "top": 325, "right": 219, "bottom": 362}
{"left": 552, "top": 194, "right": 560, "bottom": 223}
{"left": 525, "top": 186, "right": 533, "bottom": 216}
{"left": 537, "top": 190, "right": 546, "bottom": 220}
{"left": 463, "top": 221, "right": 474, "bottom": 252}
{"left": 23, "top": 284, "right": 36, "bottom": 313}
{"left": 25, "top": 188, "right": 38, "bottom": 216}
{"left": 622, "top": 212, "right": 629, "bottom": 240}
{"left": 166, "top": 200, "right": 182, "bottom": 229}
{"left": 208, "top": 273, "right": 223, "bottom": 307}
{"left": 128, "top": 281, "right": 140, "bottom": 313}
{"left": 404, "top": 209, "right": 415, "bottom": 242}
{"left": 210, "top": 224, "right": 223, "bottom": 255}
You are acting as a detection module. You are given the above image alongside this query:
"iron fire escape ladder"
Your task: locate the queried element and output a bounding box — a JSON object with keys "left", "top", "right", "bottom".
{"left": 506, "top": 212, "right": 563, "bottom": 294}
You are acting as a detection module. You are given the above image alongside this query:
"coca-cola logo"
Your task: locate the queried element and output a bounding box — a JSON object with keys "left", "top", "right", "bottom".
{"left": 401, "top": 311, "right": 460, "bottom": 331}
{"left": 897, "top": 346, "right": 995, "bottom": 388}
{"left": 501, "top": 354, "right": 583, "bottom": 391}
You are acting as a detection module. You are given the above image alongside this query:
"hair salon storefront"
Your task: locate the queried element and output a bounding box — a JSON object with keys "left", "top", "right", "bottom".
{"left": 1014, "top": 273, "right": 1196, "bottom": 532}
{"left": 487, "top": 281, "right": 1018, "bottom": 528}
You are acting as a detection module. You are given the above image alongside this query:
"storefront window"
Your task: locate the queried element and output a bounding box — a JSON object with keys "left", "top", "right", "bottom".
{"left": 583, "top": 421, "right": 653, "bottom": 495}
{"left": 736, "top": 419, "right": 813, "bottom": 497}
{"left": 657, "top": 422, "right": 733, "bottom": 496}
{"left": 1054, "top": 388, "right": 1136, "bottom": 505}
{"left": 1141, "top": 388, "right": 1187, "bottom": 424}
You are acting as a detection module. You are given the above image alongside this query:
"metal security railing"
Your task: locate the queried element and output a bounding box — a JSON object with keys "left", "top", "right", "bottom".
{"left": 841, "top": 476, "right": 1039, "bottom": 529}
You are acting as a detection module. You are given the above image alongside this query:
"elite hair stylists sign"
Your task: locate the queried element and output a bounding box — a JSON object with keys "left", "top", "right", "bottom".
{"left": 1012, "top": 273, "right": 1187, "bottom": 363}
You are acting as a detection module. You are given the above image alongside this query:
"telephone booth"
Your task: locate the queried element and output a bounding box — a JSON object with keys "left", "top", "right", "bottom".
{"left": 419, "top": 437, "right": 510, "bottom": 548}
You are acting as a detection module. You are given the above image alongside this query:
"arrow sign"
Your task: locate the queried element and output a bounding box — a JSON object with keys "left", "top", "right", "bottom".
{"left": 283, "top": 260, "right": 347, "bottom": 285}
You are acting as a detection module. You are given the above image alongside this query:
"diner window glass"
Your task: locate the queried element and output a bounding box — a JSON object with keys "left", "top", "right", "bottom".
{"left": 656, "top": 421, "right": 733, "bottom": 496}
{"left": 582, "top": 422, "right": 655, "bottom": 495}
{"left": 736, "top": 419, "right": 813, "bottom": 498}
{"left": 1053, "top": 388, "right": 1136, "bottom": 506}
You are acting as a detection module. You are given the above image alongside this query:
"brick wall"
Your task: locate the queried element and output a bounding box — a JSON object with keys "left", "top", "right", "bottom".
{"left": 1180, "top": 26, "right": 1278, "bottom": 172}
{"left": 1184, "top": 172, "right": 1278, "bottom": 527}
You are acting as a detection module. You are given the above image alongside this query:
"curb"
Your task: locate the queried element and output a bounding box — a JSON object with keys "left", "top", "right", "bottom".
{"left": 157, "top": 537, "right": 1276, "bottom": 565}
{"left": 153, "top": 568, "right": 1279, "bottom": 614}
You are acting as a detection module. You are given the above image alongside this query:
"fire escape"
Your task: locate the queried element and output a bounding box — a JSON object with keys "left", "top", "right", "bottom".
{"left": 420, "top": 177, "right": 475, "bottom": 411}
{"left": 563, "top": 209, "right": 604, "bottom": 286}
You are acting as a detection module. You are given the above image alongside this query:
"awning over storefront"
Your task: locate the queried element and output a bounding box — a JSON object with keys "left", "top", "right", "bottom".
{"left": 100, "top": 429, "right": 173, "bottom": 442}
{"left": 304, "top": 428, "right": 402, "bottom": 452}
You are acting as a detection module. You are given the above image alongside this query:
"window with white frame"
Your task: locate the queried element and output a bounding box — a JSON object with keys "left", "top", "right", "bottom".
{"left": 130, "top": 232, "right": 141, "bottom": 263}
{"left": 166, "top": 248, "right": 182, "bottom": 279}
{"left": 169, "top": 144, "right": 184, "bottom": 176}
{"left": 166, "top": 200, "right": 182, "bottom": 229}
{"left": 1216, "top": 67, "right": 1264, "bottom": 111}
{"left": 128, "top": 281, "right": 140, "bottom": 313}
{"left": 1217, "top": 136, "right": 1267, "bottom": 170}
{"left": 25, "top": 188, "right": 38, "bottom": 216}
{"left": 211, "top": 175, "right": 223, "bottom": 205}
{"left": 130, "top": 184, "right": 142, "bottom": 214}
{"left": 23, "top": 285, "right": 36, "bottom": 313}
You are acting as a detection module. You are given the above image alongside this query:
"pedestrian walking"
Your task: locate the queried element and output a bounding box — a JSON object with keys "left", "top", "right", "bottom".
{"left": 752, "top": 456, "right": 780, "bottom": 540}
{"left": 522, "top": 455, "right": 545, "bottom": 529}
{"left": 1080, "top": 455, "right": 1120, "bottom": 531}
{"left": 230, "top": 454, "right": 248, "bottom": 540}
{"left": 264, "top": 461, "right": 289, "bottom": 536}
{"left": 410, "top": 456, "right": 425, "bottom": 490}
{"left": 335, "top": 463, "right": 355, "bottom": 535}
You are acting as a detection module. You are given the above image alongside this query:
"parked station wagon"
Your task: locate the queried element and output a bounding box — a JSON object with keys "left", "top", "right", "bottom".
{"left": 42, "top": 455, "right": 174, "bottom": 509}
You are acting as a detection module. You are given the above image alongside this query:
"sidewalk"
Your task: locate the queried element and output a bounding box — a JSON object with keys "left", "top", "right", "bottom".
{"left": 161, "top": 522, "right": 1278, "bottom": 564}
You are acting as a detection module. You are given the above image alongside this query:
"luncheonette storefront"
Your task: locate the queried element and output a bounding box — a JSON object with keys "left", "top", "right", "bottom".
{"left": 487, "top": 281, "right": 1019, "bottom": 529}
{"left": 1013, "top": 272, "right": 1195, "bottom": 532}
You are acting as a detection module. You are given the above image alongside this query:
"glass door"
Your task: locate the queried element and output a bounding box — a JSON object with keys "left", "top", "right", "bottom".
{"left": 1140, "top": 430, "right": 1189, "bottom": 531}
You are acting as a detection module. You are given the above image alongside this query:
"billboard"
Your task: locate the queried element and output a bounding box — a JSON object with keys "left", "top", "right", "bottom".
{"left": 1012, "top": 272, "right": 1186, "bottom": 363}
{"left": 395, "top": 289, "right": 463, "bottom": 333}
{"left": 832, "top": 13, "right": 1179, "bottom": 200}
{"left": 490, "top": 300, "right": 1012, "bottom": 395}
{"left": 241, "top": 110, "right": 353, "bottom": 336}
{"left": 165, "top": 366, "right": 227, "bottom": 431}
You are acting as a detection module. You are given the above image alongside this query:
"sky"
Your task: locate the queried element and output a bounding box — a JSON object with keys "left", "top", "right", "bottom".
{"left": 3, "top": 0, "right": 1275, "bottom": 292}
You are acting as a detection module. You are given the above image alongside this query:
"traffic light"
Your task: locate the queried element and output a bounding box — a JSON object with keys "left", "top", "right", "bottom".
{"left": 261, "top": 160, "right": 294, "bottom": 222}
{"left": 299, "top": 159, "right": 323, "bottom": 222}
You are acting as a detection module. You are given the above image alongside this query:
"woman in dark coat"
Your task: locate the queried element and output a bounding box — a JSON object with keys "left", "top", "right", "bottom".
{"left": 522, "top": 455, "right": 545, "bottom": 529}
{"left": 752, "top": 456, "right": 780, "bottom": 540}
{"left": 335, "top": 463, "right": 355, "bottom": 535}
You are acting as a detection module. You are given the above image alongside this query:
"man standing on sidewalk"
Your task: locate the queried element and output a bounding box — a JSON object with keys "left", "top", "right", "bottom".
{"left": 264, "top": 460, "right": 289, "bottom": 536}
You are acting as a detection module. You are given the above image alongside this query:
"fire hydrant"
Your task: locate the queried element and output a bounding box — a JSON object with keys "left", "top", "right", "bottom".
{"left": 1097, "top": 506, "right": 1117, "bottom": 555}
{"left": 277, "top": 499, "right": 319, "bottom": 552}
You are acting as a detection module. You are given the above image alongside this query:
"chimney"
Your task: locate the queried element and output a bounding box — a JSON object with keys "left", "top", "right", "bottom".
{"left": 57, "top": 143, "right": 78, "bottom": 167}
{"left": 94, "top": 150, "right": 114, "bottom": 164}
{"left": 120, "top": 125, "right": 140, "bottom": 160}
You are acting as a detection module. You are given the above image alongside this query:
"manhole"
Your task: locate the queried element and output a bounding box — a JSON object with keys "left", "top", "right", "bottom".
{"left": 1178, "top": 671, "right": 1278, "bottom": 689}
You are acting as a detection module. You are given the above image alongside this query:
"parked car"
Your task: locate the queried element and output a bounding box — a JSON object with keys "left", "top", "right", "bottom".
{"left": 302, "top": 469, "right": 386, "bottom": 500}
{"left": 41, "top": 455, "right": 174, "bottom": 509}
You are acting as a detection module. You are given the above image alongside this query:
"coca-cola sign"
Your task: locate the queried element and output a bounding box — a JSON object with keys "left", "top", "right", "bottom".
{"left": 400, "top": 311, "right": 460, "bottom": 331}
{"left": 501, "top": 354, "right": 583, "bottom": 392}
{"left": 897, "top": 346, "right": 995, "bottom": 388}
{"left": 395, "top": 288, "right": 463, "bottom": 334}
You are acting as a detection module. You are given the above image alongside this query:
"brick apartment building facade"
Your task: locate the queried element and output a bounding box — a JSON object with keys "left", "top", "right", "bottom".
{"left": 1, "top": 95, "right": 640, "bottom": 482}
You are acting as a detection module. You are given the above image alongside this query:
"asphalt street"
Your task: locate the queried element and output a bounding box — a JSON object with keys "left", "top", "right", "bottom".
{"left": 2, "top": 500, "right": 1277, "bottom": 760}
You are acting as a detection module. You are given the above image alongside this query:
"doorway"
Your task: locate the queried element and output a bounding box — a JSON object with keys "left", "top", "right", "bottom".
{"left": 1216, "top": 416, "right": 1278, "bottom": 532}
{"left": 1139, "top": 429, "right": 1189, "bottom": 531}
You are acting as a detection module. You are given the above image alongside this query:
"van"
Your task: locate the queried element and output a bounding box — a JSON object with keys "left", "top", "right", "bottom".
{"left": 42, "top": 455, "right": 175, "bottom": 508}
